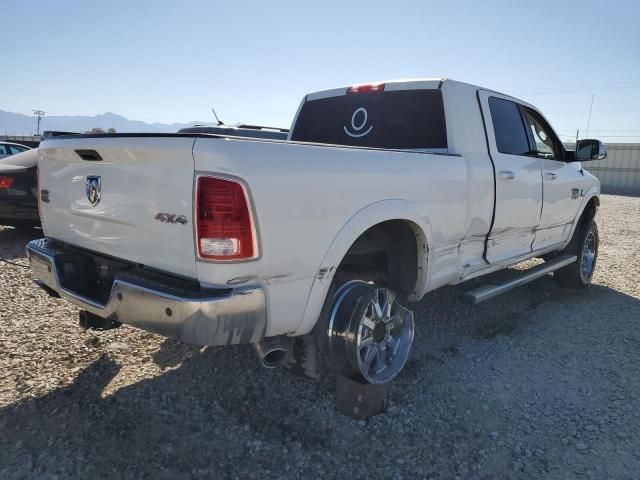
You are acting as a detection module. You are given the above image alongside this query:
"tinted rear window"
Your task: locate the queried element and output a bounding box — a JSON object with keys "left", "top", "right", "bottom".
{"left": 291, "top": 89, "right": 447, "bottom": 150}
{"left": 488, "top": 97, "right": 530, "bottom": 155}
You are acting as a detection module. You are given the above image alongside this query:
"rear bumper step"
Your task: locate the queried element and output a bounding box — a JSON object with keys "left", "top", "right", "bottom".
{"left": 461, "top": 255, "right": 577, "bottom": 304}
{"left": 26, "top": 238, "right": 266, "bottom": 346}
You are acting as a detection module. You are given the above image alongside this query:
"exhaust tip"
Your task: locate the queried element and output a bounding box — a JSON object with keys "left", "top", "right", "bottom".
{"left": 253, "top": 337, "right": 288, "bottom": 368}
{"left": 262, "top": 348, "right": 288, "bottom": 368}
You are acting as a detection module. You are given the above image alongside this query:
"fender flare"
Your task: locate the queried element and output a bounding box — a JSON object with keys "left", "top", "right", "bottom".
{"left": 293, "top": 199, "right": 433, "bottom": 336}
{"left": 562, "top": 188, "right": 600, "bottom": 249}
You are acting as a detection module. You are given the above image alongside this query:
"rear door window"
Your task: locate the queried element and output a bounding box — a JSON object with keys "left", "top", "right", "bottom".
{"left": 488, "top": 97, "right": 531, "bottom": 155}
{"left": 291, "top": 89, "right": 447, "bottom": 150}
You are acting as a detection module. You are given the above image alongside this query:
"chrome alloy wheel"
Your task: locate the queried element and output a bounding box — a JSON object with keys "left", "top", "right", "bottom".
{"left": 327, "top": 281, "right": 414, "bottom": 384}
{"left": 580, "top": 230, "right": 596, "bottom": 282}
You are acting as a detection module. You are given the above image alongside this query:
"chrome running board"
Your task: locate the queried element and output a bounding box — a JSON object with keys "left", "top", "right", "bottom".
{"left": 461, "top": 255, "right": 577, "bottom": 304}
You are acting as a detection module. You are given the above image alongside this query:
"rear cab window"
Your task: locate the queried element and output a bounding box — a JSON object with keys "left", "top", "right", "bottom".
{"left": 291, "top": 89, "right": 447, "bottom": 151}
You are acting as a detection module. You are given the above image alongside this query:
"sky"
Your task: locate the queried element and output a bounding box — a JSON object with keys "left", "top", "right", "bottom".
{"left": 1, "top": 0, "right": 639, "bottom": 141}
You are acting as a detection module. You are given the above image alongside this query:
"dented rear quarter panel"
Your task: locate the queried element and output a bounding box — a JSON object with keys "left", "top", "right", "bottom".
{"left": 193, "top": 137, "right": 470, "bottom": 336}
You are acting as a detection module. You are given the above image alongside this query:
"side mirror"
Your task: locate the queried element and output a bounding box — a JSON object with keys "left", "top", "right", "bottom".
{"left": 575, "top": 139, "right": 607, "bottom": 161}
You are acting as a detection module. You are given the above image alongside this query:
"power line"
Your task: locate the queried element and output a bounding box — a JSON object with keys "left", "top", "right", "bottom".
{"left": 516, "top": 80, "right": 640, "bottom": 96}
{"left": 559, "top": 134, "right": 640, "bottom": 138}
{"left": 559, "top": 129, "right": 640, "bottom": 133}
{"left": 548, "top": 108, "right": 640, "bottom": 114}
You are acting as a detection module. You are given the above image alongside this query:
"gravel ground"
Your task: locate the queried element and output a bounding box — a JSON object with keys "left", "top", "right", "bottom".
{"left": 1, "top": 194, "right": 639, "bottom": 479}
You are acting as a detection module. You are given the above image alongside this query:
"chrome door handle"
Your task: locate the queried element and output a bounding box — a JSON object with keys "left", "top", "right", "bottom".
{"left": 544, "top": 172, "right": 558, "bottom": 181}
{"left": 499, "top": 170, "right": 515, "bottom": 181}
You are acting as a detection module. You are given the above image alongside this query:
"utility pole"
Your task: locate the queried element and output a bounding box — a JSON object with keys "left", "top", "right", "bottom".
{"left": 32, "top": 110, "right": 46, "bottom": 136}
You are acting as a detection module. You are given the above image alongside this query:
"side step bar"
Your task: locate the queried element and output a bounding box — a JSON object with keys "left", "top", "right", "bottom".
{"left": 461, "top": 255, "right": 577, "bottom": 304}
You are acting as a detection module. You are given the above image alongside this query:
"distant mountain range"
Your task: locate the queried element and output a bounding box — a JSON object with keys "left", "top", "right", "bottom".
{"left": 0, "top": 109, "right": 212, "bottom": 135}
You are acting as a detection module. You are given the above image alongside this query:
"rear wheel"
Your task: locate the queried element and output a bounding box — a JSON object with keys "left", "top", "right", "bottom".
{"left": 554, "top": 220, "right": 599, "bottom": 288}
{"left": 326, "top": 280, "right": 414, "bottom": 384}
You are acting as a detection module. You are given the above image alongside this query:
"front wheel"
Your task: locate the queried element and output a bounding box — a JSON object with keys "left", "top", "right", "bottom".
{"left": 326, "top": 281, "right": 415, "bottom": 384}
{"left": 554, "top": 220, "right": 599, "bottom": 288}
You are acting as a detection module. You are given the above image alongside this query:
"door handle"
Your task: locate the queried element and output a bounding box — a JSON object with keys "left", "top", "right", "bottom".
{"left": 499, "top": 170, "right": 515, "bottom": 181}
{"left": 544, "top": 172, "right": 558, "bottom": 181}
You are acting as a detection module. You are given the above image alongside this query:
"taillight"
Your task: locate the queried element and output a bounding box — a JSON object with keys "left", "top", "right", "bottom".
{"left": 346, "top": 83, "right": 385, "bottom": 94}
{"left": 196, "top": 176, "right": 256, "bottom": 260}
{"left": 0, "top": 176, "right": 14, "bottom": 188}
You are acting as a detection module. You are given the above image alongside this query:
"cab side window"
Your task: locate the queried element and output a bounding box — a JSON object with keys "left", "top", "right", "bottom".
{"left": 0, "top": 145, "right": 7, "bottom": 155}
{"left": 522, "top": 108, "right": 560, "bottom": 160}
{"left": 488, "top": 97, "right": 530, "bottom": 156}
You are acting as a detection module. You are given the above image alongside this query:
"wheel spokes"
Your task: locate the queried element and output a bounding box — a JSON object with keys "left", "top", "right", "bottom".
{"left": 360, "top": 336, "right": 373, "bottom": 349}
{"left": 372, "top": 297, "right": 384, "bottom": 319}
{"left": 385, "top": 335, "right": 400, "bottom": 355}
{"left": 362, "top": 316, "right": 376, "bottom": 331}
{"left": 375, "top": 346, "right": 388, "bottom": 374}
{"left": 382, "top": 290, "right": 394, "bottom": 318}
{"left": 361, "top": 345, "right": 376, "bottom": 372}
{"left": 332, "top": 283, "right": 414, "bottom": 384}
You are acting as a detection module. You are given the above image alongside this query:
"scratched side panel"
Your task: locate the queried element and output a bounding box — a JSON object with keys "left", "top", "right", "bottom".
{"left": 193, "top": 137, "right": 468, "bottom": 336}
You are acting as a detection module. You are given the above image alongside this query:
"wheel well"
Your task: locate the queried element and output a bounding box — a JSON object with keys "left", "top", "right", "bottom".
{"left": 580, "top": 196, "right": 599, "bottom": 226}
{"left": 334, "top": 220, "right": 422, "bottom": 296}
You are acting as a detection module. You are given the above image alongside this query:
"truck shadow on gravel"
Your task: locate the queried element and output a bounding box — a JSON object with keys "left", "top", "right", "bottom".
{"left": 0, "top": 348, "right": 339, "bottom": 477}
{"left": 2, "top": 278, "right": 639, "bottom": 478}
{"left": 0, "top": 226, "right": 41, "bottom": 260}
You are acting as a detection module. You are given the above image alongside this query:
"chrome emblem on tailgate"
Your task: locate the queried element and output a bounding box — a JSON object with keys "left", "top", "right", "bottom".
{"left": 86, "top": 176, "right": 101, "bottom": 206}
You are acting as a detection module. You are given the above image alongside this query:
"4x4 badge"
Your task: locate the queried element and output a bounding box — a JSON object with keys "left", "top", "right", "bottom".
{"left": 155, "top": 212, "right": 188, "bottom": 225}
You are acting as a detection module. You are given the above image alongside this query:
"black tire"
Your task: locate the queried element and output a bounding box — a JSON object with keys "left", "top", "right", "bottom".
{"left": 554, "top": 220, "right": 599, "bottom": 288}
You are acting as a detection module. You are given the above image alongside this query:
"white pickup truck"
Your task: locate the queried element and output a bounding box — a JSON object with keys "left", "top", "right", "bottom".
{"left": 28, "top": 79, "right": 606, "bottom": 385}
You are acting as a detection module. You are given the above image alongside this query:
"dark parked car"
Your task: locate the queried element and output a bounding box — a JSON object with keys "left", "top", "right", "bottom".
{"left": 0, "top": 148, "right": 39, "bottom": 228}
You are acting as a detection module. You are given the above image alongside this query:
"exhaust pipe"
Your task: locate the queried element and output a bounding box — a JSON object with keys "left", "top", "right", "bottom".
{"left": 253, "top": 336, "right": 288, "bottom": 368}
{"left": 79, "top": 310, "right": 121, "bottom": 331}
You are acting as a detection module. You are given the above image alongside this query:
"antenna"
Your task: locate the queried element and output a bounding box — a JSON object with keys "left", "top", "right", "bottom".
{"left": 585, "top": 93, "right": 595, "bottom": 138}
{"left": 211, "top": 108, "right": 224, "bottom": 126}
{"left": 32, "top": 110, "right": 46, "bottom": 136}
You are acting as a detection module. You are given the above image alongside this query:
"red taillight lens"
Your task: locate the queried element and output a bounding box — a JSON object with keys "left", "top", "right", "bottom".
{"left": 196, "top": 176, "right": 255, "bottom": 260}
{"left": 346, "top": 83, "right": 385, "bottom": 94}
{"left": 0, "top": 176, "right": 14, "bottom": 189}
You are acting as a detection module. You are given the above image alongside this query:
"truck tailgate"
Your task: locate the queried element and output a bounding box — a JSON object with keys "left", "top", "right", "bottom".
{"left": 38, "top": 136, "right": 197, "bottom": 278}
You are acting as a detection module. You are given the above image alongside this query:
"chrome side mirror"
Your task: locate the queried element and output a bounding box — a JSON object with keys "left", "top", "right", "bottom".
{"left": 575, "top": 139, "right": 607, "bottom": 161}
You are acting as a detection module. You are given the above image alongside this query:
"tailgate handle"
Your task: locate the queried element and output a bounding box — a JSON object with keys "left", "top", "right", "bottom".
{"left": 75, "top": 149, "right": 103, "bottom": 161}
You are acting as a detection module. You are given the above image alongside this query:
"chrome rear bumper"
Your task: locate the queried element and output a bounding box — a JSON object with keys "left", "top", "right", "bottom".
{"left": 26, "top": 238, "right": 266, "bottom": 346}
